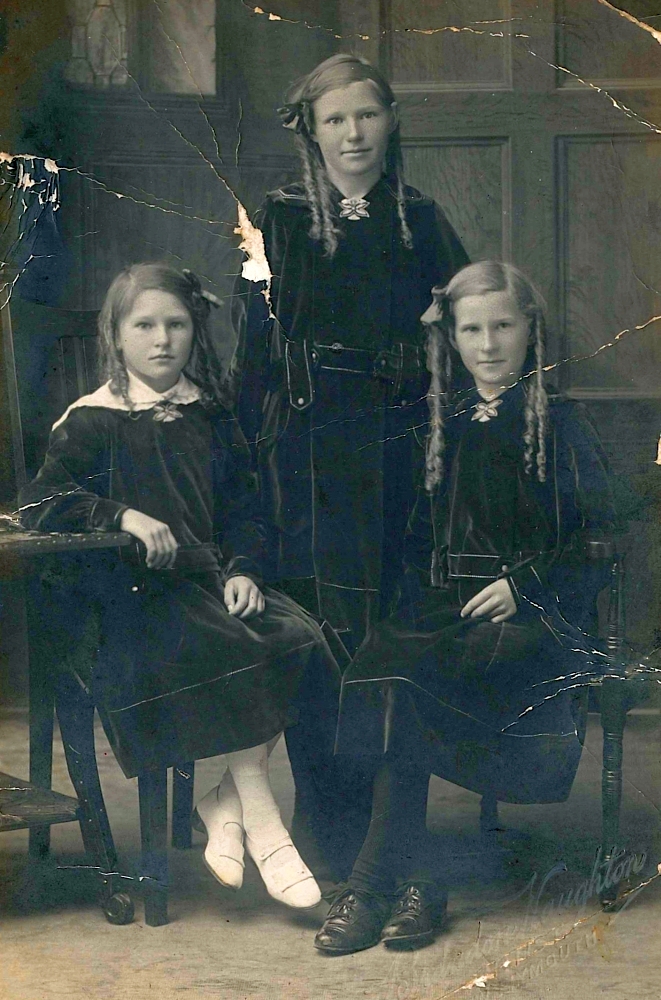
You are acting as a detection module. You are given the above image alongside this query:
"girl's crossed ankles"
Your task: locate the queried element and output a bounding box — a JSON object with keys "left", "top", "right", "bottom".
{"left": 19, "top": 262, "right": 340, "bottom": 911}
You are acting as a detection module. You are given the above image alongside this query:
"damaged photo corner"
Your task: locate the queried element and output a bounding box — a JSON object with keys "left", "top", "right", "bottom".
{"left": 0, "top": 1, "right": 661, "bottom": 997}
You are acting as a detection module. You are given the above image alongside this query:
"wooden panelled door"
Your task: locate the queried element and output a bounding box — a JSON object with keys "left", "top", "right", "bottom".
{"left": 339, "top": 0, "right": 661, "bottom": 644}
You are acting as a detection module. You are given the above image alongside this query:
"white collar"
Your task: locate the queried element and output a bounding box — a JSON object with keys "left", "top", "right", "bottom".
{"left": 126, "top": 371, "right": 201, "bottom": 407}
{"left": 52, "top": 373, "right": 201, "bottom": 431}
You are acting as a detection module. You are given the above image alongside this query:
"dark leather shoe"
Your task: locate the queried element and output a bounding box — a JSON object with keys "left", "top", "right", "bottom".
{"left": 314, "top": 888, "right": 390, "bottom": 954}
{"left": 381, "top": 883, "right": 447, "bottom": 947}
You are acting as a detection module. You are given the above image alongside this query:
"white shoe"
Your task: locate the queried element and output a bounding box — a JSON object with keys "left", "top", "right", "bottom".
{"left": 195, "top": 786, "right": 245, "bottom": 891}
{"left": 245, "top": 833, "right": 322, "bottom": 909}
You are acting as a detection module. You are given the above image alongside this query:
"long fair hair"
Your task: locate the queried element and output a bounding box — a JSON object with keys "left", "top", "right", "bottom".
{"left": 424, "top": 261, "right": 549, "bottom": 492}
{"left": 282, "top": 53, "right": 412, "bottom": 256}
{"left": 97, "top": 262, "right": 229, "bottom": 410}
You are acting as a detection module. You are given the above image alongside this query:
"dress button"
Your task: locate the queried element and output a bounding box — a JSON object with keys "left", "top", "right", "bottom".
{"left": 297, "top": 397, "right": 305, "bottom": 406}
{"left": 400, "top": 399, "right": 408, "bottom": 407}
{"left": 380, "top": 358, "right": 387, "bottom": 367}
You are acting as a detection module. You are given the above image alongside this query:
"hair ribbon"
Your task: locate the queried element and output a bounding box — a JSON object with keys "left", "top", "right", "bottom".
{"left": 182, "top": 268, "right": 222, "bottom": 314}
{"left": 422, "top": 285, "right": 452, "bottom": 328}
{"left": 277, "top": 101, "right": 310, "bottom": 134}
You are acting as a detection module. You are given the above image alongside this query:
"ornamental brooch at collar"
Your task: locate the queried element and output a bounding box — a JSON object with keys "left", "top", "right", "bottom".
{"left": 471, "top": 398, "right": 503, "bottom": 422}
{"left": 152, "top": 401, "right": 183, "bottom": 423}
{"left": 339, "top": 196, "right": 370, "bottom": 220}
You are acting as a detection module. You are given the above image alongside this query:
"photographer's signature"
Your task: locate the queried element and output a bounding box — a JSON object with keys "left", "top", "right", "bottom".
{"left": 525, "top": 845, "right": 646, "bottom": 919}
{"left": 378, "top": 846, "right": 654, "bottom": 998}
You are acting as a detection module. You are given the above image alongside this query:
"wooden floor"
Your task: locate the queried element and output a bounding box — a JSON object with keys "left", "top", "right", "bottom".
{"left": 0, "top": 709, "right": 660, "bottom": 1000}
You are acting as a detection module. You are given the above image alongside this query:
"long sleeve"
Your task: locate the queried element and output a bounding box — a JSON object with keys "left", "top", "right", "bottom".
{"left": 18, "top": 409, "right": 127, "bottom": 533}
{"left": 211, "top": 413, "right": 270, "bottom": 585}
{"left": 403, "top": 483, "right": 445, "bottom": 581}
{"left": 506, "top": 402, "right": 615, "bottom": 623}
{"left": 426, "top": 202, "right": 470, "bottom": 292}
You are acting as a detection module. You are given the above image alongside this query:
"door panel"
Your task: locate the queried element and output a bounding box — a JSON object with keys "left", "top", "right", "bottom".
{"left": 403, "top": 139, "right": 510, "bottom": 260}
{"left": 388, "top": 0, "right": 512, "bottom": 89}
{"left": 559, "top": 135, "right": 661, "bottom": 393}
{"left": 557, "top": 0, "right": 661, "bottom": 86}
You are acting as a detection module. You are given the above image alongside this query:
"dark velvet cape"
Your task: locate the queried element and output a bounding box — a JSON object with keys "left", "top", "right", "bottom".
{"left": 231, "top": 177, "right": 469, "bottom": 641}
{"left": 336, "top": 385, "right": 616, "bottom": 803}
{"left": 19, "top": 397, "right": 338, "bottom": 777}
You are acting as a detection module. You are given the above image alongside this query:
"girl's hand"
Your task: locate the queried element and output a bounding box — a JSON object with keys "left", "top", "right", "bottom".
{"left": 224, "top": 575, "right": 266, "bottom": 620}
{"left": 460, "top": 579, "right": 516, "bottom": 623}
{"left": 120, "top": 508, "right": 178, "bottom": 570}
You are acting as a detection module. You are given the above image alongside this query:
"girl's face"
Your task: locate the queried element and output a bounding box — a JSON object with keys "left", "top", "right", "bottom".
{"left": 312, "top": 80, "right": 395, "bottom": 185}
{"left": 451, "top": 290, "right": 531, "bottom": 398}
{"left": 116, "top": 289, "right": 194, "bottom": 393}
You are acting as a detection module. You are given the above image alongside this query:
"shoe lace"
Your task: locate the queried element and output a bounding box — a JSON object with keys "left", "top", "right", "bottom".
{"left": 328, "top": 891, "right": 359, "bottom": 919}
{"left": 394, "top": 886, "right": 423, "bottom": 915}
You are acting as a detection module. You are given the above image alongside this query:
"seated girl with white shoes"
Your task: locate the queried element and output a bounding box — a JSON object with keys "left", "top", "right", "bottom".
{"left": 19, "top": 261, "right": 341, "bottom": 911}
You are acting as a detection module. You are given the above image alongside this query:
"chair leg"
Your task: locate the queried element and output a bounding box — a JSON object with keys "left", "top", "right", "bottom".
{"left": 480, "top": 791, "right": 499, "bottom": 849}
{"left": 56, "top": 677, "right": 134, "bottom": 925}
{"left": 600, "top": 675, "right": 627, "bottom": 907}
{"left": 26, "top": 581, "right": 55, "bottom": 860}
{"left": 28, "top": 681, "right": 54, "bottom": 859}
{"left": 139, "top": 768, "right": 169, "bottom": 926}
{"left": 172, "top": 762, "right": 195, "bottom": 850}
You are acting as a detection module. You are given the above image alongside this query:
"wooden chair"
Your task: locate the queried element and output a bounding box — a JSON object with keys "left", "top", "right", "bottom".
{"left": 1, "top": 294, "right": 195, "bottom": 925}
{"left": 476, "top": 543, "right": 642, "bottom": 908}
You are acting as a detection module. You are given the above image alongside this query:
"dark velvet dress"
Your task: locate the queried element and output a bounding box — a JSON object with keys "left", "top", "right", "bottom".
{"left": 19, "top": 388, "right": 339, "bottom": 778}
{"left": 232, "top": 177, "right": 469, "bottom": 644}
{"left": 336, "top": 384, "right": 615, "bottom": 804}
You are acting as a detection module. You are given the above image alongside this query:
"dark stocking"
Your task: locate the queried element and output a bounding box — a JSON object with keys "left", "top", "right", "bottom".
{"left": 350, "top": 758, "right": 434, "bottom": 899}
{"left": 278, "top": 579, "right": 375, "bottom": 884}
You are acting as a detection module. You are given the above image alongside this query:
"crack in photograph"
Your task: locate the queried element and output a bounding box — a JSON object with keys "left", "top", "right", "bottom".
{"left": 1, "top": 2, "right": 661, "bottom": 998}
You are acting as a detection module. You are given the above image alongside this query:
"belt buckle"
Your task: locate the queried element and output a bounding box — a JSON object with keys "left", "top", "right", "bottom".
{"left": 373, "top": 348, "right": 401, "bottom": 384}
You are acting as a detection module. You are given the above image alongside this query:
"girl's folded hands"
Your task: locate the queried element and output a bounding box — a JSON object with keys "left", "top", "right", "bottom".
{"left": 224, "top": 575, "right": 266, "bottom": 619}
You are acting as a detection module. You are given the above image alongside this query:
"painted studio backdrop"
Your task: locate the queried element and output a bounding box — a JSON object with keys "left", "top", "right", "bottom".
{"left": 1, "top": 2, "right": 661, "bottom": 999}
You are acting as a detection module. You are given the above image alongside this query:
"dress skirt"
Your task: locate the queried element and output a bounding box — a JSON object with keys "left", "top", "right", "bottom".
{"left": 61, "top": 552, "right": 339, "bottom": 778}
{"left": 260, "top": 367, "right": 427, "bottom": 641}
{"left": 335, "top": 576, "right": 589, "bottom": 804}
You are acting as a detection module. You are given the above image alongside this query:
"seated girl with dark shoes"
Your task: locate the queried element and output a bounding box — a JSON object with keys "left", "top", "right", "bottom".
{"left": 313, "top": 261, "right": 615, "bottom": 954}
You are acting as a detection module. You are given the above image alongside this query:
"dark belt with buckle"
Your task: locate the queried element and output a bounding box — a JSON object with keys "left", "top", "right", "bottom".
{"left": 313, "top": 341, "right": 423, "bottom": 384}
{"left": 448, "top": 553, "right": 505, "bottom": 580}
{"left": 447, "top": 551, "right": 539, "bottom": 580}
{"left": 278, "top": 338, "right": 425, "bottom": 412}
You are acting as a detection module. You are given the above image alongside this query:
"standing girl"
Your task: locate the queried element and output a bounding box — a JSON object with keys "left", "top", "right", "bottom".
{"left": 19, "top": 262, "right": 341, "bottom": 910}
{"left": 315, "top": 261, "right": 615, "bottom": 953}
{"left": 228, "top": 53, "right": 469, "bottom": 886}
